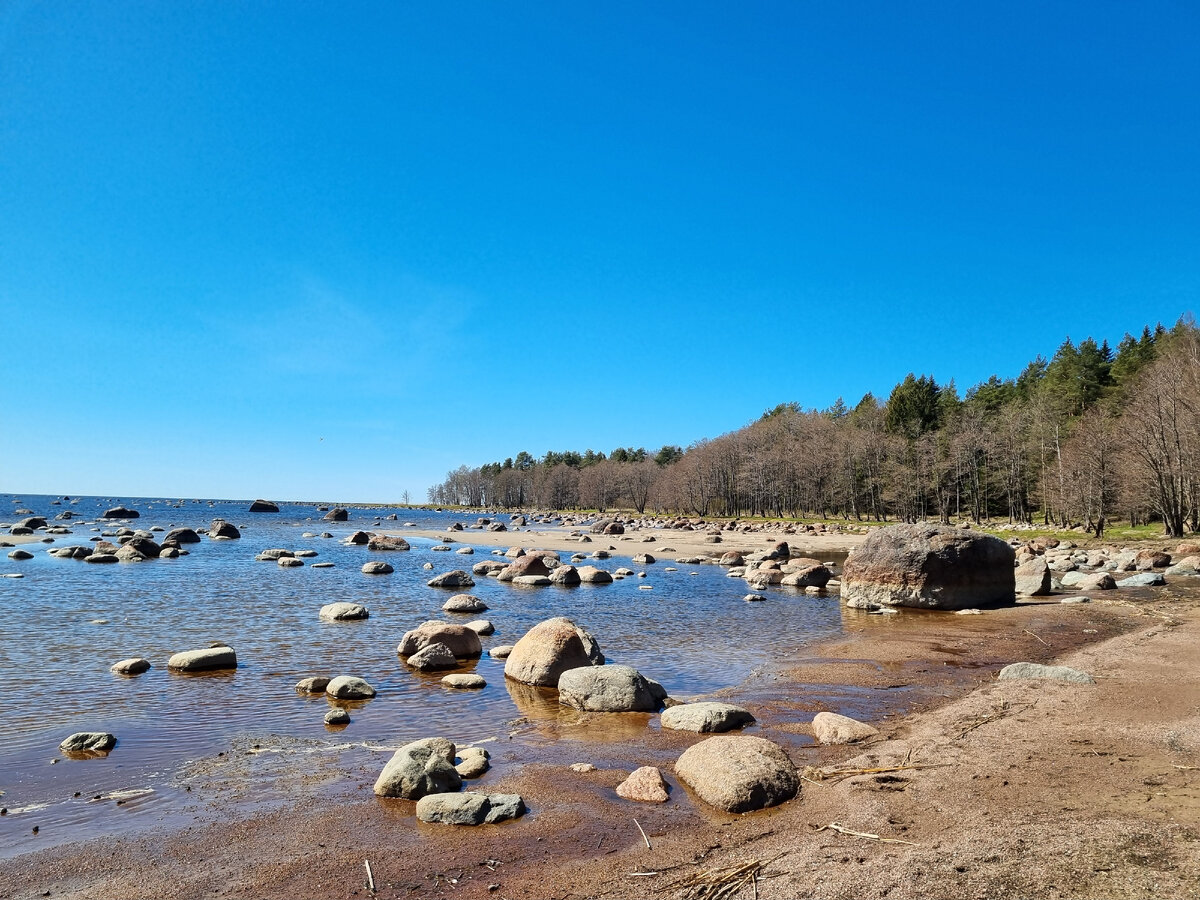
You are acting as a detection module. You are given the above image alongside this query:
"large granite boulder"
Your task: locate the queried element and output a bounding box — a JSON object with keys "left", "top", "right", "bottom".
{"left": 373, "top": 737, "right": 461, "bottom": 799}
{"left": 557, "top": 664, "right": 661, "bottom": 712}
{"left": 549, "top": 564, "right": 581, "bottom": 585}
{"left": 397, "top": 622, "right": 482, "bottom": 659}
{"left": 102, "top": 506, "right": 139, "bottom": 519}
{"left": 319, "top": 602, "right": 369, "bottom": 621}
{"left": 674, "top": 735, "right": 798, "bottom": 813}
{"left": 841, "top": 524, "right": 1015, "bottom": 610}
{"left": 323, "top": 508, "right": 350, "bottom": 522}
{"left": 248, "top": 499, "right": 279, "bottom": 512}
{"left": 504, "top": 617, "right": 604, "bottom": 686}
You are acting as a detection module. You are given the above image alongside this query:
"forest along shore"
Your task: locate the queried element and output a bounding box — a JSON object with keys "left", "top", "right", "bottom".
{"left": 4, "top": 527, "right": 1198, "bottom": 898}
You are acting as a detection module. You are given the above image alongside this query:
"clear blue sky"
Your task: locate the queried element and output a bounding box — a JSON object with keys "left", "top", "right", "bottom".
{"left": 2, "top": 1, "right": 1196, "bottom": 501}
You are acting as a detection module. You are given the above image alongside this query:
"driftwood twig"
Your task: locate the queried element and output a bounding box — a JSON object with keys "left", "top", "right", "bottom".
{"left": 364, "top": 859, "right": 376, "bottom": 893}
{"left": 812, "top": 821, "right": 918, "bottom": 846}
{"left": 634, "top": 818, "right": 652, "bottom": 850}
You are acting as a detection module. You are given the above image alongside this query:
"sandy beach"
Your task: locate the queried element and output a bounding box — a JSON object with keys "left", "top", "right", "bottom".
{"left": 3, "top": 522, "right": 1198, "bottom": 899}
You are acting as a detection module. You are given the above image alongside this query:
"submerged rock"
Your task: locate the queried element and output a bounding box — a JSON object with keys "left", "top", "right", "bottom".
{"left": 427, "top": 570, "right": 475, "bottom": 588}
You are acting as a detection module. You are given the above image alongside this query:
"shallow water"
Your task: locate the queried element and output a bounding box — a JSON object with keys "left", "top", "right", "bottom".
{"left": 0, "top": 494, "right": 847, "bottom": 855}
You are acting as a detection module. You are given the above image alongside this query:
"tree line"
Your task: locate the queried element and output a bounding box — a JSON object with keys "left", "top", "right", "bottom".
{"left": 428, "top": 317, "right": 1200, "bottom": 536}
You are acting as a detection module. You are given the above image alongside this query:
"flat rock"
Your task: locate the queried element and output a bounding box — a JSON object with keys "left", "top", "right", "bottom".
{"left": 325, "top": 675, "right": 377, "bottom": 698}
{"left": 368, "top": 535, "right": 411, "bottom": 551}
{"left": 674, "top": 735, "right": 798, "bottom": 813}
{"left": 168, "top": 646, "right": 236, "bottom": 672}
{"left": 319, "top": 602, "right": 369, "bottom": 621}
{"left": 1119, "top": 572, "right": 1166, "bottom": 587}
{"left": 489, "top": 645, "right": 514, "bottom": 659}
{"left": 660, "top": 701, "right": 755, "bottom": 733}
{"left": 443, "top": 673, "right": 486, "bottom": 689}
{"left": 811, "top": 711, "right": 879, "bottom": 744}
{"left": 616, "top": 766, "right": 669, "bottom": 803}
{"left": 998, "top": 662, "right": 1094, "bottom": 684}
{"left": 374, "top": 737, "right": 461, "bottom": 799}
{"left": 465, "top": 619, "right": 495, "bottom": 635}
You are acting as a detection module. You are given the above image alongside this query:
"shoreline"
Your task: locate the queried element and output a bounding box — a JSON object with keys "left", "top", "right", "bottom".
{"left": 2, "top": 526, "right": 1198, "bottom": 898}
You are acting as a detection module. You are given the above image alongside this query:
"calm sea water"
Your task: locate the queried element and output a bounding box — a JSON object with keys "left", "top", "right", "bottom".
{"left": 0, "top": 494, "right": 846, "bottom": 856}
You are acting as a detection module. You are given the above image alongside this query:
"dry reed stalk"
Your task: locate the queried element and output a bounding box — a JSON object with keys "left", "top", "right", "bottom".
{"left": 813, "top": 821, "right": 918, "bottom": 846}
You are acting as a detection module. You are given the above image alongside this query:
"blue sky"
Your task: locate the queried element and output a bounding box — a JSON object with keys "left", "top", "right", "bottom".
{"left": 2, "top": 1, "right": 1197, "bottom": 501}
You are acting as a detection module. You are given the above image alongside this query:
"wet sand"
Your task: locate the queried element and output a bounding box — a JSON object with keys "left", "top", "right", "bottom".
{"left": 3, "top": 530, "right": 1199, "bottom": 899}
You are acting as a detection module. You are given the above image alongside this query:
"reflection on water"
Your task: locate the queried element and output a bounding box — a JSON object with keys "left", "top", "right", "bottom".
{"left": 0, "top": 495, "right": 847, "bottom": 854}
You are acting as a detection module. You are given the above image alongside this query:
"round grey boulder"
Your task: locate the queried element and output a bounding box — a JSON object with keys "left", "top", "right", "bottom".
{"left": 324, "top": 707, "right": 350, "bottom": 725}
{"left": 319, "top": 602, "right": 369, "bottom": 621}
{"left": 373, "top": 737, "right": 461, "bottom": 799}
{"left": 361, "top": 561, "right": 394, "bottom": 575}
{"left": 557, "top": 664, "right": 661, "bottom": 712}
{"left": 295, "top": 676, "right": 331, "bottom": 693}
{"left": 674, "top": 735, "right": 798, "bottom": 813}
{"left": 325, "top": 675, "right": 377, "bottom": 699}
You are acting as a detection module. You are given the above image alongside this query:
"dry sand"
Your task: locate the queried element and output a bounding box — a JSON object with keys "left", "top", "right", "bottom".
{"left": 3, "top": 527, "right": 1199, "bottom": 900}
